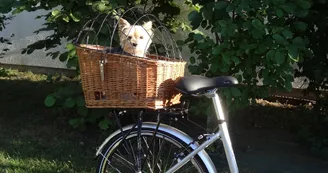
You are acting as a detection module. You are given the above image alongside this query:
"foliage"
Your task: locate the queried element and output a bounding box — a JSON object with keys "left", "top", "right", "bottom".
{"left": 13, "top": 0, "right": 193, "bottom": 130}
{"left": 185, "top": 0, "right": 311, "bottom": 110}
{"left": 0, "top": 0, "right": 17, "bottom": 58}
{"left": 294, "top": 0, "right": 328, "bottom": 110}
{"left": 44, "top": 80, "right": 113, "bottom": 131}
{"left": 291, "top": 0, "right": 328, "bottom": 156}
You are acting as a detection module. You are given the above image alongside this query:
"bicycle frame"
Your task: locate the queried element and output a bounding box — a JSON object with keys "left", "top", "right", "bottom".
{"left": 165, "top": 89, "right": 239, "bottom": 173}
{"left": 95, "top": 89, "right": 239, "bottom": 173}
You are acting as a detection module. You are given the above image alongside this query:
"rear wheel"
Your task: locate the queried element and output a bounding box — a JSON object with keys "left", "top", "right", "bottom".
{"left": 96, "top": 125, "right": 210, "bottom": 173}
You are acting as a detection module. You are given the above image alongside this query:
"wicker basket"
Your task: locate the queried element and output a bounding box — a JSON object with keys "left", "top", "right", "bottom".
{"left": 76, "top": 44, "right": 186, "bottom": 110}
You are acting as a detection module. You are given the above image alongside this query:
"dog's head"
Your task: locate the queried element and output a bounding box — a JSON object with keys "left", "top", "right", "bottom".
{"left": 118, "top": 18, "right": 153, "bottom": 57}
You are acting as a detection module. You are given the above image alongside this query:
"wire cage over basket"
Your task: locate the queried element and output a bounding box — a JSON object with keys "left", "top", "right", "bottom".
{"left": 74, "top": 7, "right": 186, "bottom": 110}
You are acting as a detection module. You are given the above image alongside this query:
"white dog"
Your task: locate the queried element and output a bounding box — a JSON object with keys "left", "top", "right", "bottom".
{"left": 117, "top": 18, "right": 153, "bottom": 58}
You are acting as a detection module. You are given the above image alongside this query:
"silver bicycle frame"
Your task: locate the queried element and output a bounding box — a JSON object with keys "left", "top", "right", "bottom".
{"left": 165, "top": 89, "right": 239, "bottom": 173}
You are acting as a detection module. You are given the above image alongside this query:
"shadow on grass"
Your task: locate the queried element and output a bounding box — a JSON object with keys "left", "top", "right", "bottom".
{"left": 0, "top": 78, "right": 107, "bottom": 173}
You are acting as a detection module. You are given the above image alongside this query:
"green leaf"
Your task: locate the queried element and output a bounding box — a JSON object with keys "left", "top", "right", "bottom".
{"left": 266, "top": 50, "right": 275, "bottom": 60}
{"left": 295, "top": 9, "right": 309, "bottom": 17}
{"left": 59, "top": 52, "right": 69, "bottom": 62}
{"left": 294, "top": 22, "right": 307, "bottom": 31}
{"left": 62, "top": 15, "right": 69, "bottom": 22}
{"left": 242, "top": 21, "right": 252, "bottom": 30}
{"left": 188, "top": 10, "right": 199, "bottom": 21}
{"left": 281, "top": 29, "right": 293, "bottom": 39}
{"left": 44, "top": 95, "right": 56, "bottom": 107}
{"left": 196, "top": 42, "right": 209, "bottom": 49}
{"left": 298, "top": 0, "right": 311, "bottom": 9}
{"left": 272, "top": 34, "right": 286, "bottom": 44}
{"left": 214, "top": 1, "right": 228, "bottom": 9}
{"left": 293, "top": 37, "right": 305, "bottom": 48}
{"left": 251, "top": 29, "right": 262, "bottom": 39}
{"left": 98, "top": 3, "right": 107, "bottom": 12}
{"left": 285, "top": 81, "right": 293, "bottom": 92}
{"left": 66, "top": 43, "right": 75, "bottom": 51}
{"left": 194, "top": 34, "right": 203, "bottom": 41}
{"left": 12, "top": 8, "right": 24, "bottom": 15}
{"left": 226, "top": 3, "right": 235, "bottom": 12}
{"left": 218, "top": 20, "right": 227, "bottom": 27}
{"left": 274, "top": 51, "right": 285, "bottom": 64}
{"left": 86, "top": 0, "right": 93, "bottom": 5}
{"left": 252, "top": 19, "right": 263, "bottom": 29}
{"left": 78, "top": 106, "right": 88, "bottom": 116}
{"left": 212, "top": 46, "right": 222, "bottom": 55}
{"left": 99, "top": 119, "right": 110, "bottom": 130}
{"left": 280, "top": 3, "right": 296, "bottom": 13}
{"left": 272, "top": 0, "right": 286, "bottom": 5}
{"left": 231, "top": 56, "right": 240, "bottom": 65}
{"left": 275, "top": 8, "right": 283, "bottom": 17}
{"left": 76, "top": 96, "right": 85, "bottom": 106}
{"left": 69, "top": 118, "right": 83, "bottom": 128}
{"left": 222, "top": 53, "right": 231, "bottom": 64}
{"left": 231, "top": 88, "right": 241, "bottom": 97}
{"left": 227, "top": 24, "right": 237, "bottom": 36}
{"left": 283, "top": 76, "right": 294, "bottom": 86}
{"left": 65, "top": 97, "right": 75, "bottom": 108}
{"left": 237, "top": 49, "right": 244, "bottom": 56}
{"left": 51, "top": 9, "right": 60, "bottom": 16}
{"left": 203, "top": 6, "right": 213, "bottom": 20}
{"left": 70, "top": 13, "right": 80, "bottom": 22}
{"left": 256, "top": 44, "right": 267, "bottom": 54}
{"left": 69, "top": 50, "right": 76, "bottom": 58}
{"left": 211, "top": 63, "right": 219, "bottom": 73}
{"left": 287, "top": 44, "right": 299, "bottom": 62}
{"left": 188, "top": 11, "right": 203, "bottom": 29}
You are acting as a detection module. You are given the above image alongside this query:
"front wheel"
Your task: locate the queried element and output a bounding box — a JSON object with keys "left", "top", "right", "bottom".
{"left": 96, "top": 122, "right": 215, "bottom": 173}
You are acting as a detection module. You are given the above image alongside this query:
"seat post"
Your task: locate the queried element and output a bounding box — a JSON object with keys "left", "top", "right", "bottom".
{"left": 205, "top": 89, "right": 239, "bottom": 173}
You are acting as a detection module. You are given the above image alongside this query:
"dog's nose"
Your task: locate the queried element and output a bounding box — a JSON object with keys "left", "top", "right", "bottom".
{"left": 132, "top": 43, "right": 138, "bottom": 47}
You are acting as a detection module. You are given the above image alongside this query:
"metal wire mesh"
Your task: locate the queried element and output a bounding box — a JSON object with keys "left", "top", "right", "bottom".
{"left": 75, "top": 7, "right": 182, "bottom": 60}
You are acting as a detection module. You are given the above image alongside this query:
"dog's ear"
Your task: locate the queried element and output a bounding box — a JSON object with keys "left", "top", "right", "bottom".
{"left": 142, "top": 21, "right": 152, "bottom": 32}
{"left": 118, "top": 18, "right": 130, "bottom": 31}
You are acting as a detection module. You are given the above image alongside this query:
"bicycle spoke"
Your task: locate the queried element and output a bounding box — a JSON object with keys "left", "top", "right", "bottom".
{"left": 153, "top": 138, "right": 166, "bottom": 172}
{"left": 128, "top": 140, "right": 137, "bottom": 164}
{"left": 163, "top": 142, "right": 173, "bottom": 171}
{"left": 141, "top": 136, "right": 155, "bottom": 173}
{"left": 112, "top": 153, "right": 136, "bottom": 171}
{"left": 98, "top": 128, "right": 208, "bottom": 173}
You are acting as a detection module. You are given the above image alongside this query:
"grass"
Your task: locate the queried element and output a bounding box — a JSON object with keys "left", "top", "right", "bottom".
{"left": 0, "top": 68, "right": 101, "bottom": 173}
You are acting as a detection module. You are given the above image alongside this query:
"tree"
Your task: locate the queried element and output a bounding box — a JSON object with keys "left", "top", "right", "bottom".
{"left": 0, "top": 0, "right": 17, "bottom": 57}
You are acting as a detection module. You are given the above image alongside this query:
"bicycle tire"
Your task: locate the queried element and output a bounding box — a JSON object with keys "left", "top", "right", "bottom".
{"left": 96, "top": 122, "right": 214, "bottom": 173}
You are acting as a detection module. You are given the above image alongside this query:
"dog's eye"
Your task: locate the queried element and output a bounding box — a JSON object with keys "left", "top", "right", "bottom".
{"left": 128, "top": 36, "right": 132, "bottom": 40}
{"left": 140, "top": 36, "right": 143, "bottom": 39}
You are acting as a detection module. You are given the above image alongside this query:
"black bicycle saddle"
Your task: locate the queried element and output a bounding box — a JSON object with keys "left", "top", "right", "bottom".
{"left": 175, "top": 75, "right": 239, "bottom": 95}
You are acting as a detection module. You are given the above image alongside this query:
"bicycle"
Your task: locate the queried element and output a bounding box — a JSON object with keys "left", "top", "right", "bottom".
{"left": 95, "top": 75, "right": 240, "bottom": 173}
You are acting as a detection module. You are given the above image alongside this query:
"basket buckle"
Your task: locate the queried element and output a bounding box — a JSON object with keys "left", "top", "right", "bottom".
{"left": 99, "top": 59, "right": 106, "bottom": 82}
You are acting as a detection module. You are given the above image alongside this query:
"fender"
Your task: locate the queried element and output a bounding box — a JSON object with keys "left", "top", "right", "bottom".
{"left": 96, "top": 122, "right": 217, "bottom": 173}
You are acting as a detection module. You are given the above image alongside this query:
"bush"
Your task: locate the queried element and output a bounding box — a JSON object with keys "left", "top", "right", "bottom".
{"left": 185, "top": 0, "right": 311, "bottom": 111}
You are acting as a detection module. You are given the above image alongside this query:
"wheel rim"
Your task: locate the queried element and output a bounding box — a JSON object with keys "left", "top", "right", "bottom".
{"left": 99, "top": 130, "right": 205, "bottom": 173}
